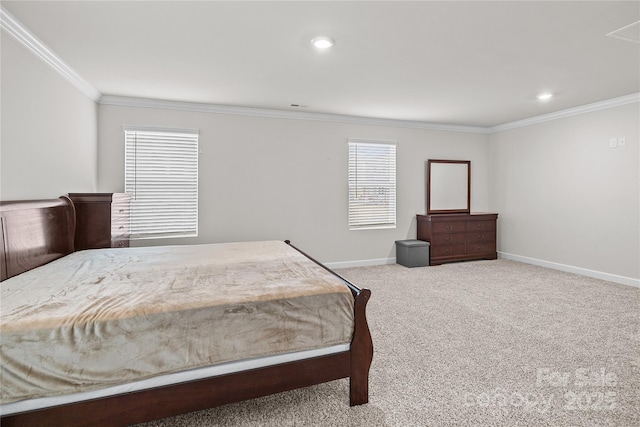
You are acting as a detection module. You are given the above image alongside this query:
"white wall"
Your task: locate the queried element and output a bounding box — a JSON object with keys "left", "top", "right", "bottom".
{"left": 0, "top": 33, "right": 98, "bottom": 200}
{"left": 4, "top": 23, "right": 637, "bottom": 282}
{"left": 489, "top": 103, "right": 639, "bottom": 283}
{"left": 98, "top": 104, "right": 490, "bottom": 264}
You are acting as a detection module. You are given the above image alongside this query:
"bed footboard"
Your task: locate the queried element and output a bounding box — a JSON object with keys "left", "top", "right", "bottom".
{"left": 284, "top": 240, "right": 373, "bottom": 406}
{"left": 350, "top": 287, "right": 373, "bottom": 405}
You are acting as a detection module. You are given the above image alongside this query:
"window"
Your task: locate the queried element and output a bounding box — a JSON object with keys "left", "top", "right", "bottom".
{"left": 348, "top": 139, "right": 397, "bottom": 230}
{"left": 124, "top": 126, "right": 199, "bottom": 239}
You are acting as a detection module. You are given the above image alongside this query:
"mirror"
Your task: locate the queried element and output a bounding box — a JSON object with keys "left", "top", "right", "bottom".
{"left": 427, "top": 159, "right": 470, "bottom": 214}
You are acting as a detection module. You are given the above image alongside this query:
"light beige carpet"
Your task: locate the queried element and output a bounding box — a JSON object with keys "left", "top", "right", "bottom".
{"left": 136, "top": 260, "right": 640, "bottom": 426}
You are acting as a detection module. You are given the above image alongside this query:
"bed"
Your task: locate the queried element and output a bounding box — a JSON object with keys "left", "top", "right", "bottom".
{"left": 0, "top": 196, "right": 373, "bottom": 427}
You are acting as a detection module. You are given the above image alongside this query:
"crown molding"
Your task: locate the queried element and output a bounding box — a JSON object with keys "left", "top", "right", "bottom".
{"left": 489, "top": 93, "right": 640, "bottom": 133}
{"left": 101, "top": 93, "right": 640, "bottom": 134}
{"left": 98, "top": 95, "right": 489, "bottom": 134}
{"left": 3, "top": 3, "right": 636, "bottom": 133}
{"left": 0, "top": 5, "right": 102, "bottom": 102}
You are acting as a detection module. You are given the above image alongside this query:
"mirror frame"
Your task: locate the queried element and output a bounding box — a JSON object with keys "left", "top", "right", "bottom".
{"left": 427, "top": 159, "right": 471, "bottom": 214}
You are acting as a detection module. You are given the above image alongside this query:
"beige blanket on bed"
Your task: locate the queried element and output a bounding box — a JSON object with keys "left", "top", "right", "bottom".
{"left": 0, "top": 241, "right": 354, "bottom": 404}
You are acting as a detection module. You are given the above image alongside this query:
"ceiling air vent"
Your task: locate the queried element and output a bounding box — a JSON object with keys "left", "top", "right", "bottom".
{"left": 606, "top": 20, "right": 640, "bottom": 44}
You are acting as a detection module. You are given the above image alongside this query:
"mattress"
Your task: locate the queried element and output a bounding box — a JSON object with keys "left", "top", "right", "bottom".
{"left": 0, "top": 241, "right": 355, "bottom": 405}
{"left": 1, "top": 344, "right": 350, "bottom": 416}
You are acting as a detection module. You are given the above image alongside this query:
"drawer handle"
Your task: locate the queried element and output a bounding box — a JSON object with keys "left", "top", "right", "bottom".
{"left": 445, "top": 248, "right": 453, "bottom": 253}
{"left": 445, "top": 225, "right": 453, "bottom": 230}
{"left": 477, "top": 235, "right": 484, "bottom": 240}
{"left": 445, "top": 237, "right": 452, "bottom": 242}
{"left": 477, "top": 224, "right": 485, "bottom": 229}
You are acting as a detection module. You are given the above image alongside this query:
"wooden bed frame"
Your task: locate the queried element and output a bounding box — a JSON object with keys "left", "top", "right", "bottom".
{"left": 0, "top": 196, "right": 373, "bottom": 427}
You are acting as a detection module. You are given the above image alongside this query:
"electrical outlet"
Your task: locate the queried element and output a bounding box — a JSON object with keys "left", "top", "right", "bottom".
{"left": 618, "top": 137, "right": 626, "bottom": 147}
{"left": 609, "top": 138, "right": 618, "bottom": 148}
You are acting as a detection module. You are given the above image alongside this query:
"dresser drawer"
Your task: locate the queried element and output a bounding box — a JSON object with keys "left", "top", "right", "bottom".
{"left": 432, "top": 233, "right": 466, "bottom": 246}
{"left": 111, "top": 223, "right": 129, "bottom": 237}
{"left": 466, "top": 242, "right": 496, "bottom": 254}
{"left": 466, "top": 231, "right": 495, "bottom": 243}
{"left": 416, "top": 213, "right": 498, "bottom": 265}
{"left": 111, "top": 238, "right": 130, "bottom": 248}
{"left": 431, "top": 245, "right": 466, "bottom": 257}
{"left": 466, "top": 220, "right": 496, "bottom": 232}
{"left": 432, "top": 222, "right": 466, "bottom": 234}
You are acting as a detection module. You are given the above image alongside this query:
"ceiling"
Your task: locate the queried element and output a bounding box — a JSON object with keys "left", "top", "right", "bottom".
{"left": 3, "top": 1, "right": 639, "bottom": 128}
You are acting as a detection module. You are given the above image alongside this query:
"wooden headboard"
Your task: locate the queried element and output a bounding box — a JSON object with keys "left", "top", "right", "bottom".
{"left": 0, "top": 197, "right": 76, "bottom": 281}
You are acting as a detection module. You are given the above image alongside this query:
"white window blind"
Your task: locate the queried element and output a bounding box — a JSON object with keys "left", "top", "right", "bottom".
{"left": 124, "top": 126, "right": 199, "bottom": 239}
{"left": 348, "top": 139, "right": 397, "bottom": 230}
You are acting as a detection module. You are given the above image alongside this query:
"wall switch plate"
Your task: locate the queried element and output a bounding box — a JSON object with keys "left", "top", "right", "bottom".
{"left": 609, "top": 138, "right": 618, "bottom": 148}
{"left": 618, "top": 137, "right": 626, "bottom": 147}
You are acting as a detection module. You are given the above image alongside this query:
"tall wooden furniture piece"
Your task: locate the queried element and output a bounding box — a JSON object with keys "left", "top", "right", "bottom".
{"left": 417, "top": 213, "right": 498, "bottom": 265}
{"left": 68, "top": 193, "right": 130, "bottom": 249}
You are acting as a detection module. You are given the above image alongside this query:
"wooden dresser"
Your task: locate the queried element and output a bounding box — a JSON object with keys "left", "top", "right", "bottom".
{"left": 68, "top": 193, "right": 130, "bottom": 249}
{"left": 416, "top": 213, "right": 498, "bottom": 265}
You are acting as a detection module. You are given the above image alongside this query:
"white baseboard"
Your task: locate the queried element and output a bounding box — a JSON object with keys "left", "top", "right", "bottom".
{"left": 498, "top": 252, "right": 640, "bottom": 288}
{"left": 325, "top": 253, "right": 640, "bottom": 288}
{"left": 325, "top": 257, "right": 396, "bottom": 269}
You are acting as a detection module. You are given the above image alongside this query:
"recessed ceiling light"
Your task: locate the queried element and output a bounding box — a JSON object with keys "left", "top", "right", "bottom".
{"left": 537, "top": 93, "right": 553, "bottom": 101}
{"left": 311, "top": 36, "right": 335, "bottom": 49}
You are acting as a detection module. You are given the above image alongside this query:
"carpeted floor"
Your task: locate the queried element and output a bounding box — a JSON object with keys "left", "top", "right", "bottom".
{"left": 136, "top": 259, "right": 640, "bottom": 426}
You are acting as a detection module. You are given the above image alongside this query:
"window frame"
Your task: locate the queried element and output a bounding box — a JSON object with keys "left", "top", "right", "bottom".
{"left": 123, "top": 125, "right": 199, "bottom": 240}
{"left": 348, "top": 138, "right": 397, "bottom": 231}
